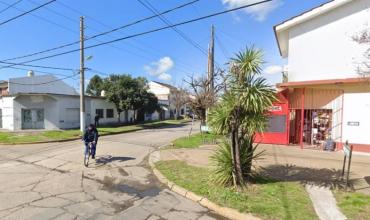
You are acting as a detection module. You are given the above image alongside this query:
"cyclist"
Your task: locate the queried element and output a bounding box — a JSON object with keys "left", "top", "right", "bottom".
{"left": 83, "top": 124, "right": 99, "bottom": 159}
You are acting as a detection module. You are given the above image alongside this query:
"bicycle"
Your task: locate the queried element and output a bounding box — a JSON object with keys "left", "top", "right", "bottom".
{"left": 84, "top": 142, "right": 93, "bottom": 167}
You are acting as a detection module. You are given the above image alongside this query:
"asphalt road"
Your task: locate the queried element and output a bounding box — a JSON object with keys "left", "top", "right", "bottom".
{"left": 0, "top": 123, "right": 224, "bottom": 220}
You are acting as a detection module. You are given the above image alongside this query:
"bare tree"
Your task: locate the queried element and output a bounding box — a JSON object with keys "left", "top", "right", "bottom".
{"left": 352, "top": 28, "right": 370, "bottom": 76}
{"left": 184, "top": 68, "right": 226, "bottom": 124}
{"left": 171, "top": 86, "right": 189, "bottom": 120}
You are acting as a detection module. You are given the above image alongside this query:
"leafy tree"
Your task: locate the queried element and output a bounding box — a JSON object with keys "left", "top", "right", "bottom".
{"left": 102, "top": 74, "right": 159, "bottom": 123}
{"left": 208, "top": 46, "right": 276, "bottom": 187}
{"left": 86, "top": 75, "right": 103, "bottom": 96}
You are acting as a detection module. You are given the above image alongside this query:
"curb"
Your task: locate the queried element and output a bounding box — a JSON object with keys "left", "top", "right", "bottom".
{"left": 148, "top": 150, "right": 260, "bottom": 220}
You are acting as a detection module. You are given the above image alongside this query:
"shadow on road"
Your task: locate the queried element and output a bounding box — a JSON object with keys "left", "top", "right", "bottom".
{"left": 95, "top": 155, "right": 135, "bottom": 165}
{"left": 259, "top": 164, "right": 362, "bottom": 190}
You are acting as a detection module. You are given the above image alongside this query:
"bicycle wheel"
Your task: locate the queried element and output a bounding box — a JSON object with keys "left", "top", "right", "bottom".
{"left": 84, "top": 146, "right": 90, "bottom": 167}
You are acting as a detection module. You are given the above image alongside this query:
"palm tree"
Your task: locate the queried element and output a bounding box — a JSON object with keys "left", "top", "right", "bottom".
{"left": 208, "top": 46, "right": 276, "bottom": 187}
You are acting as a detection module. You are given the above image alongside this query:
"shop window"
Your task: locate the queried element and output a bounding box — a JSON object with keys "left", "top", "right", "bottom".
{"left": 96, "top": 109, "right": 104, "bottom": 118}
{"left": 106, "top": 109, "right": 114, "bottom": 118}
{"left": 266, "top": 115, "right": 286, "bottom": 133}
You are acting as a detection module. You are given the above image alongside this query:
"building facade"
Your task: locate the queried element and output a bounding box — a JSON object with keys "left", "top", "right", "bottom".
{"left": 0, "top": 74, "right": 131, "bottom": 130}
{"left": 261, "top": 0, "right": 370, "bottom": 152}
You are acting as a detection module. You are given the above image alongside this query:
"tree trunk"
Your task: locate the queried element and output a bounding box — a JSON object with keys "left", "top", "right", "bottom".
{"left": 234, "top": 127, "right": 244, "bottom": 186}
{"left": 117, "top": 111, "right": 121, "bottom": 123}
{"left": 230, "top": 128, "right": 238, "bottom": 187}
{"left": 124, "top": 110, "right": 128, "bottom": 123}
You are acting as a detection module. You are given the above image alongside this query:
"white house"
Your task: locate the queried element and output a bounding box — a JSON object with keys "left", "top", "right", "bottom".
{"left": 148, "top": 81, "right": 190, "bottom": 120}
{"left": 0, "top": 73, "right": 131, "bottom": 130}
{"left": 271, "top": 0, "right": 370, "bottom": 153}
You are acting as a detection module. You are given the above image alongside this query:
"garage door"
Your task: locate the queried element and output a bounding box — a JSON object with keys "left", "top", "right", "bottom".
{"left": 66, "top": 108, "right": 80, "bottom": 128}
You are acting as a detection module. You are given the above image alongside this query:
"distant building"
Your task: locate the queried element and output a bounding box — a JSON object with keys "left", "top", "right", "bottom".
{"left": 259, "top": 0, "right": 370, "bottom": 153}
{"left": 148, "top": 81, "right": 190, "bottom": 120}
{"left": 0, "top": 74, "right": 129, "bottom": 130}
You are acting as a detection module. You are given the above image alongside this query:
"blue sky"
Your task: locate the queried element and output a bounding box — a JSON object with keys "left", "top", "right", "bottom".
{"left": 0, "top": 0, "right": 328, "bottom": 89}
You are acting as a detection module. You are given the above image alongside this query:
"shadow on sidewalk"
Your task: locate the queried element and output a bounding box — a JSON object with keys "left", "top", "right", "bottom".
{"left": 95, "top": 155, "right": 135, "bottom": 165}
{"left": 258, "top": 164, "right": 362, "bottom": 190}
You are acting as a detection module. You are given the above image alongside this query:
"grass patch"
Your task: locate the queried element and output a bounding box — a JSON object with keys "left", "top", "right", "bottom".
{"left": 334, "top": 191, "right": 370, "bottom": 220}
{"left": 156, "top": 160, "right": 317, "bottom": 220}
{"left": 172, "top": 132, "right": 219, "bottom": 149}
{"left": 0, "top": 119, "right": 188, "bottom": 144}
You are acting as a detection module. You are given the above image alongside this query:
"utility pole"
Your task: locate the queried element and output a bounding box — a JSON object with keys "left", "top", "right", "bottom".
{"left": 80, "top": 16, "right": 85, "bottom": 132}
{"left": 207, "top": 25, "right": 215, "bottom": 93}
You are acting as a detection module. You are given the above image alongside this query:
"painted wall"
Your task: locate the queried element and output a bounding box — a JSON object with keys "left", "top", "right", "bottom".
{"left": 342, "top": 91, "right": 370, "bottom": 145}
{"left": 287, "top": 0, "right": 370, "bottom": 82}
{"left": 0, "top": 97, "right": 15, "bottom": 130}
{"left": 13, "top": 95, "right": 59, "bottom": 130}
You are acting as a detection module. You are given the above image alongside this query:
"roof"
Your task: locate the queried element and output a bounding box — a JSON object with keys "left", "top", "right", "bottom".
{"left": 277, "top": 77, "right": 370, "bottom": 88}
{"left": 274, "top": 0, "right": 353, "bottom": 57}
{"left": 151, "top": 81, "right": 177, "bottom": 90}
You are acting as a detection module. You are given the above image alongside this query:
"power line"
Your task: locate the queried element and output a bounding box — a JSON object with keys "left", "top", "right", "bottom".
{"left": 0, "top": 64, "right": 72, "bottom": 77}
{"left": 137, "top": 0, "right": 207, "bottom": 56}
{"left": 2, "top": 0, "right": 273, "bottom": 67}
{"left": 1, "top": 0, "right": 200, "bottom": 62}
{"left": 0, "top": 0, "right": 23, "bottom": 14}
{"left": 0, "top": 0, "right": 77, "bottom": 33}
{"left": 0, "top": 61, "right": 77, "bottom": 71}
{"left": 0, "top": 0, "right": 56, "bottom": 27}
{"left": 215, "top": 34, "right": 230, "bottom": 59}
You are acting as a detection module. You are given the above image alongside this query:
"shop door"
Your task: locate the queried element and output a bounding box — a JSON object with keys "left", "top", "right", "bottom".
{"left": 22, "top": 109, "right": 45, "bottom": 129}
{"left": 255, "top": 102, "right": 289, "bottom": 145}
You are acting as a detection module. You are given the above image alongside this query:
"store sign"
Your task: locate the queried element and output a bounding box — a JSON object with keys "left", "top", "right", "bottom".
{"left": 347, "top": 121, "right": 360, "bottom": 126}
{"left": 269, "top": 106, "right": 282, "bottom": 112}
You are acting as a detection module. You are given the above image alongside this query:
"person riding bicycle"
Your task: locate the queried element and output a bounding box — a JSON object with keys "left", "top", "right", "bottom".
{"left": 83, "top": 124, "right": 99, "bottom": 159}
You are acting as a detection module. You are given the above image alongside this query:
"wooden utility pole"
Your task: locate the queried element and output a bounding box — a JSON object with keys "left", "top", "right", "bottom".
{"left": 207, "top": 25, "right": 215, "bottom": 93}
{"left": 80, "top": 16, "right": 85, "bottom": 132}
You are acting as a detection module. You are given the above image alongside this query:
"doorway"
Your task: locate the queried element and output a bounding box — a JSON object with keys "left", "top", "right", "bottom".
{"left": 21, "top": 109, "right": 45, "bottom": 129}
{"left": 289, "top": 109, "right": 333, "bottom": 148}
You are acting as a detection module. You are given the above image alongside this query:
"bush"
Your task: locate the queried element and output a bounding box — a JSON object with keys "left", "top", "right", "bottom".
{"left": 210, "top": 138, "right": 264, "bottom": 186}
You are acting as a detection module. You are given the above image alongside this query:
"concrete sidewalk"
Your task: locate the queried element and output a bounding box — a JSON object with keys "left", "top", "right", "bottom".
{"left": 160, "top": 144, "right": 370, "bottom": 195}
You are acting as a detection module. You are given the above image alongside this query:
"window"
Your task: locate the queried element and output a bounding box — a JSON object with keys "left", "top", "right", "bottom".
{"left": 181, "top": 108, "right": 184, "bottom": 115}
{"left": 96, "top": 109, "right": 104, "bottom": 118}
{"left": 266, "top": 115, "right": 286, "bottom": 133}
{"left": 106, "top": 109, "right": 114, "bottom": 118}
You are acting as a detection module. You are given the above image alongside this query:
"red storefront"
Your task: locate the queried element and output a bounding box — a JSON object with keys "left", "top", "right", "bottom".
{"left": 255, "top": 91, "right": 289, "bottom": 145}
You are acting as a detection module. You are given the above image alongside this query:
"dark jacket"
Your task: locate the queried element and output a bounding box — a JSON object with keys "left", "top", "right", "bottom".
{"left": 83, "top": 128, "right": 98, "bottom": 143}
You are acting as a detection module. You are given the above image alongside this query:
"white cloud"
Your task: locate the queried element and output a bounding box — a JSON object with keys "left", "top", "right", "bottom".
{"left": 222, "top": 0, "right": 282, "bottom": 21}
{"left": 144, "top": 56, "right": 174, "bottom": 76}
{"left": 158, "top": 73, "right": 172, "bottom": 81}
{"left": 144, "top": 56, "right": 174, "bottom": 81}
{"left": 264, "top": 65, "right": 283, "bottom": 74}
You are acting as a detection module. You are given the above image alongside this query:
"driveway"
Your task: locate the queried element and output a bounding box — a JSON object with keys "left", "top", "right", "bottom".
{"left": 0, "top": 123, "right": 224, "bottom": 220}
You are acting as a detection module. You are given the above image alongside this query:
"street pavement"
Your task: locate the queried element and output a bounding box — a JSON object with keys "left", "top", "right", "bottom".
{"left": 0, "top": 123, "right": 225, "bottom": 220}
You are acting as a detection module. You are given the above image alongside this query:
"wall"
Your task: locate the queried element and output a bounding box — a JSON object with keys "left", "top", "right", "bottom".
{"left": 342, "top": 91, "right": 370, "bottom": 146}
{"left": 0, "top": 97, "right": 15, "bottom": 130}
{"left": 89, "top": 98, "right": 130, "bottom": 124}
{"left": 13, "top": 95, "right": 59, "bottom": 130}
{"left": 287, "top": 0, "right": 370, "bottom": 82}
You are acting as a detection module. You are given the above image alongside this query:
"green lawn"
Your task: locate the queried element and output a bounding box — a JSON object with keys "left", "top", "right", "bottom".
{"left": 172, "top": 132, "right": 220, "bottom": 149}
{"left": 334, "top": 191, "right": 370, "bottom": 220}
{"left": 0, "top": 119, "right": 188, "bottom": 144}
{"left": 156, "top": 160, "right": 317, "bottom": 220}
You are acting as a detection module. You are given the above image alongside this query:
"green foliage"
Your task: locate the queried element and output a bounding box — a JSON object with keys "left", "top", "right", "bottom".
{"left": 208, "top": 45, "right": 276, "bottom": 186}
{"left": 172, "top": 132, "right": 219, "bottom": 149}
{"left": 334, "top": 191, "right": 370, "bottom": 220}
{"left": 210, "top": 139, "right": 264, "bottom": 186}
{"left": 156, "top": 160, "right": 318, "bottom": 220}
{"left": 86, "top": 75, "right": 103, "bottom": 96}
{"left": 102, "top": 74, "right": 159, "bottom": 122}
